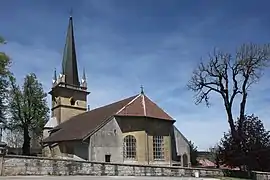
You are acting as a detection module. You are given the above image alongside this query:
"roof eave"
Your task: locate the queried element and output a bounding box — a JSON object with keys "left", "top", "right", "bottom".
{"left": 42, "top": 138, "right": 83, "bottom": 146}
{"left": 114, "top": 114, "right": 176, "bottom": 122}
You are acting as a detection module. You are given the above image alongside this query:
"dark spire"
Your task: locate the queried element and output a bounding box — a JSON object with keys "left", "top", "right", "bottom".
{"left": 61, "top": 16, "right": 80, "bottom": 86}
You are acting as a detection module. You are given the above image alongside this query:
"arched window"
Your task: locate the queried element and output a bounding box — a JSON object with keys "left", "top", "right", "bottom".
{"left": 123, "top": 135, "right": 136, "bottom": 159}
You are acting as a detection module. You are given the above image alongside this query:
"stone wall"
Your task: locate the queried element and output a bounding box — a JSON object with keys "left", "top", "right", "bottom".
{"left": 89, "top": 118, "right": 123, "bottom": 162}
{"left": 253, "top": 171, "right": 270, "bottom": 180}
{"left": 0, "top": 155, "right": 223, "bottom": 177}
{"left": 1, "top": 155, "right": 269, "bottom": 179}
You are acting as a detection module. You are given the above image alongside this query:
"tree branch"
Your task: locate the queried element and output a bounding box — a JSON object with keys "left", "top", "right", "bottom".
{"left": 187, "top": 43, "right": 270, "bottom": 139}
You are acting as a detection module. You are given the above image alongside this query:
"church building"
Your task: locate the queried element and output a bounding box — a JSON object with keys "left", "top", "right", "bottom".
{"left": 42, "top": 16, "right": 191, "bottom": 167}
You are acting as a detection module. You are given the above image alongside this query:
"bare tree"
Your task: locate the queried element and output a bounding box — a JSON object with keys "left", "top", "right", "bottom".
{"left": 187, "top": 43, "right": 270, "bottom": 141}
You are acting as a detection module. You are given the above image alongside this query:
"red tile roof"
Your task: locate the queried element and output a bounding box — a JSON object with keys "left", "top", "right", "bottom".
{"left": 116, "top": 94, "right": 173, "bottom": 120}
{"left": 198, "top": 159, "right": 216, "bottom": 167}
{"left": 43, "top": 93, "right": 174, "bottom": 144}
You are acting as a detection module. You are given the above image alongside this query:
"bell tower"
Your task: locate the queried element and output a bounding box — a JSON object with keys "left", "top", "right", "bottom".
{"left": 49, "top": 16, "right": 89, "bottom": 124}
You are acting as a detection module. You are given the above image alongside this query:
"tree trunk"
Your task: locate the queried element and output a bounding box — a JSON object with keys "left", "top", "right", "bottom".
{"left": 22, "top": 126, "right": 31, "bottom": 155}
{"left": 239, "top": 92, "right": 247, "bottom": 133}
{"left": 225, "top": 105, "right": 237, "bottom": 138}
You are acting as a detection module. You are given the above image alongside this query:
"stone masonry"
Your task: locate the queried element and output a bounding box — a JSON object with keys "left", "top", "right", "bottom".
{"left": 0, "top": 155, "right": 269, "bottom": 180}
{"left": 0, "top": 155, "right": 222, "bottom": 177}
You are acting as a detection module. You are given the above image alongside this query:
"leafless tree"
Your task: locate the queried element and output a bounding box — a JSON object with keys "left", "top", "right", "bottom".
{"left": 187, "top": 43, "right": 270, "bottom": 141}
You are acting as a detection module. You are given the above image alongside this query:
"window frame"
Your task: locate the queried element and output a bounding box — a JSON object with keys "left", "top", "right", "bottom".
{"left": 153, "top": 135, "right": 165, "bottom": 160}
{"left": 123, "top": 135, "right": 137, "bottom": 160}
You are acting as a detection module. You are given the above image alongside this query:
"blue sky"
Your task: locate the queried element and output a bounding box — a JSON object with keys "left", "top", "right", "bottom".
{"left": 1, "top": 0, "right": 270, "bottom": 150}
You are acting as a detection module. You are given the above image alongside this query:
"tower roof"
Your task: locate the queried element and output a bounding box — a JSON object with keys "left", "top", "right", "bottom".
{"left": 61, "top": 16, "right": 80, "bottom": 86}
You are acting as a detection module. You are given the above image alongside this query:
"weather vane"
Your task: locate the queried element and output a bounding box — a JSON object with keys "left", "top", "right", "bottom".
{"left": 140, "top": 85, "right": 144, "bottom": 94}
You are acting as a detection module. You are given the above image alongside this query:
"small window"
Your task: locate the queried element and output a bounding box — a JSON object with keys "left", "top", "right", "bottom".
{"left": 70, "top": 97, "right": 75, "bottom": 105}
{"left": 105, "top": 154, "right": 111, "bottom": 162}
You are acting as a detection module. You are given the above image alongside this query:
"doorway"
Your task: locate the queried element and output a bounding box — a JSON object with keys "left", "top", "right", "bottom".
{"left": 105, "top": 154, "right": 111, "bottom": 162}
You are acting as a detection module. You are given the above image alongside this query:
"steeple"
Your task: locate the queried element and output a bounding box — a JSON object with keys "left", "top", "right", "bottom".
{"left": 61, "top": 16, "right": 80, "bottom": 87}
{"left": 48, "top": 15, "right": 89, "bottom": 127}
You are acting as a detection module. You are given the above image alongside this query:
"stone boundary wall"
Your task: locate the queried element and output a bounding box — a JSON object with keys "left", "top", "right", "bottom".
{"left": 0, "top": 155, "right": 269, "bottom": 179}
{"left": 0, "top": 155, "right": 223, "bottom": 177}
{"left": 253, "top": 171, "right": 270, "bottom": 180}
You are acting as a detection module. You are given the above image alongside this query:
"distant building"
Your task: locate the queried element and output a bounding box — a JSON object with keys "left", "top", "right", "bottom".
{"left": 197, "top": 151, "right": 239, "bottom": 170}
{"left": 42, "top": 16, "right": 191, "bottom": 167}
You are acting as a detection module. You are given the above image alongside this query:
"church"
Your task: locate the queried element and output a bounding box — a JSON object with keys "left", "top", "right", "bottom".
{"left": 42, "top": 16, "right": 191, "bottom": 167}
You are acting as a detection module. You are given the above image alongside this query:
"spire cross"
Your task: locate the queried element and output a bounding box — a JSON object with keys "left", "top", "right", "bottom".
{"left": 140, "top": 85, "right": 144, "bottom": 94}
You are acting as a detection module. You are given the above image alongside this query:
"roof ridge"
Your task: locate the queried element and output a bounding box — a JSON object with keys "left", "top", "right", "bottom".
{"left": 145, "top": 95, "right": 173, "bottom": 118}
{"left": 115, "top": 94, "right": 141, "bottom": 115}
{"left": 141, "top": 94, "right": 146, "bottom": 116}
{"left": 86, "top": 95, "right": 138, "bottom": 112}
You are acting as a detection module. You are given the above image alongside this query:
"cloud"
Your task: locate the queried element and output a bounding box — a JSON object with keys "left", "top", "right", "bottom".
{"left": 1, "top": 0, "right": 270, "bottom": 151}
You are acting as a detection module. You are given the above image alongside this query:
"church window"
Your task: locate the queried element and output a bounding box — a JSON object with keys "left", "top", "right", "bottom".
{"left": 123, "top": 135, "right": 136, "bottom": 160}
{"left": 153, "top": 136, "right": 165, "bottom": 160}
